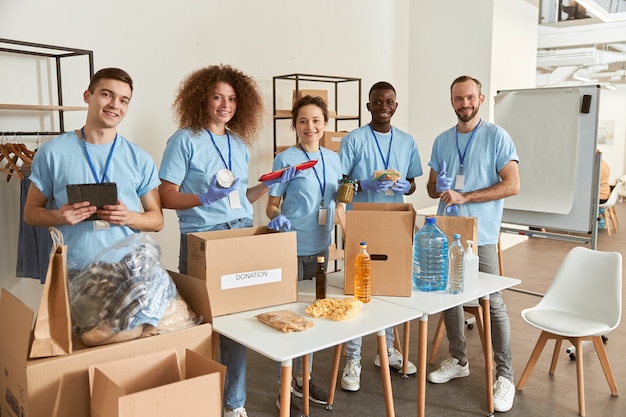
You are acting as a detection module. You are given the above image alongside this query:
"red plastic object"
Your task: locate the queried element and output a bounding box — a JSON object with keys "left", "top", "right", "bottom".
{"left": 259, "top": 160, "right": 318, "bottom": 182}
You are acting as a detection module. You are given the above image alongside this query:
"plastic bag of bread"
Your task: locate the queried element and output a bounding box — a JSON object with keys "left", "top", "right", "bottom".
{"left": 142, "top": 292, "right": 202, "bottom": 337}
{"left": 256, "top": 310, "right": 314, "bottom": 333}
{"left": 373, "top": 169, "right": 401, "bottom": 182}
{"left": 305, "top": 298, "right": 364, "bottom": 321}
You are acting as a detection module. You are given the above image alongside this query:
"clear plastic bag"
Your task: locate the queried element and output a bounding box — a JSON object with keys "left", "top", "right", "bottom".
{"left": 69, "top": 233, "right": 179, "bottom": 346}
{"left": 256, "top": 310, "right": 314, "bottom": 333}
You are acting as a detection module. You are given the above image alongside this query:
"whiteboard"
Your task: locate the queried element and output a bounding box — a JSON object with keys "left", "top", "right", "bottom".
{"left": 494, "top": 85, "right": 600, "bottom": 233}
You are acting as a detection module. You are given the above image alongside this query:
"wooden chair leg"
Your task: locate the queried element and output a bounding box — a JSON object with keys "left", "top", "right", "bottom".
{"left": 393, "top": 325, "right": 402, "bottom": 354}
{"left": 429, "top": 314, "right": 446, "bottom": 365}
{"left": 517, "top": 331, "right": 551, "bottom": 390}
{"left": 592, "top": 336, "right": 619, "bottom": 396}
{"left": 574, "top": 338, "right": 586, "bottom": 416}
{"left": 549, "top": 337, "right": 562, "bottom": 375}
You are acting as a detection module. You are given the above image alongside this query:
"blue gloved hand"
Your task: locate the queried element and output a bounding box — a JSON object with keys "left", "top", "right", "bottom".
{"left": 360, "top": 178, "right": 393, "bottom": 192}
{"left": 264, "top": 166, "right": 297, "bottom": 187}
{"left": 198, "top": 174, "right": 240, "bottom": 207}
{"left": 267, "top": 215, "right": 291, "bottom": 231}
{"left": 436, "top": 161, "right": 454, "bottom": 193}
{"left": 391, "top": 178, "right": 411, "bottom": 194}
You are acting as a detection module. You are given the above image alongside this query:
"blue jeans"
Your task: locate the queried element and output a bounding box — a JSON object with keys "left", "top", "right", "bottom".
{"left": 275, "top": 249, "right": 329, "bottom": 384}
{"left": 179, "top": 217, "right": 253, "bottom": 410}
{"left": 345, "top": 327, "right": 395, "bottom": 361}
{"left": 442, "top": 244, "right": 514, "bottom": 382}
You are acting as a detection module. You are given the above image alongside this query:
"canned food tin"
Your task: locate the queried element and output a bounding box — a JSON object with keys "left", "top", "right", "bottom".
{"left": 216, "top": 169, "right": 235, "bottom": 188}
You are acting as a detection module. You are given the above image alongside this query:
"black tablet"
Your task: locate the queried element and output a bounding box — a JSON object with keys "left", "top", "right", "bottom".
{"left": 66, "top": 182, "right": 118, "bottom": 221}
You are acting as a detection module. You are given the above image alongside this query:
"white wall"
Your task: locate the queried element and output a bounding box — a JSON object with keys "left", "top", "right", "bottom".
{"left": 597, "top": 87, "right": 626, "bottom": 182}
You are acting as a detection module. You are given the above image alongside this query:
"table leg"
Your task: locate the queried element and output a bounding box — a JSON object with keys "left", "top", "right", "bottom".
{"left": 417, "top": 315, "right": 428, "bottom": 417}
{"left": 402, "top": 321, "right": 411, "bottom": 378}
{"left": 377, "top": 329, "right": 395, "bottom": 417}
{"left": 480, "top": 295, "right": 494, "bottom": 415}
{"left": 280, "top": 359, "right": 293, "bottom": 417}
{"left": 326, "top": 344, "right": 342, "bottom": 410}
{"left": 302, "top": 354, "right": 310, "bottom": 417}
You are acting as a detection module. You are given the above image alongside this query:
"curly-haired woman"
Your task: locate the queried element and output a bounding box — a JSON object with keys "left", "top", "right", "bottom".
{"left": 159, "top": 64, "right": 294, "bottom": 417}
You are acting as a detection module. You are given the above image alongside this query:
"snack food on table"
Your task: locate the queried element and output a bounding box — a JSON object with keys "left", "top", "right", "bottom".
{"left": 373, "top": 169, "right": 401, "bottom": 182}
{"left": 256, "top": 309, "right": 314, "bottom": 333}
{"left": 305, "top": 298, "right": 364, "bottom": 321}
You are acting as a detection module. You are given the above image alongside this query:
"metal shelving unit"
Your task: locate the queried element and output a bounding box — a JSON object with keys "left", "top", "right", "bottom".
{"left": 0, "top": 38, "right": 94, "bottom": 136}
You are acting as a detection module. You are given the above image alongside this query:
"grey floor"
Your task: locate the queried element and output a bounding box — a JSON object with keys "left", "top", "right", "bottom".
{"left": 242, "top": 202, "right": 626, "bottom": 417}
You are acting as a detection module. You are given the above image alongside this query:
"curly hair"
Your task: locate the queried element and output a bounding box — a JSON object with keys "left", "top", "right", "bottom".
{"left": 173, "top": 64, "right": 264, "bottom": 145}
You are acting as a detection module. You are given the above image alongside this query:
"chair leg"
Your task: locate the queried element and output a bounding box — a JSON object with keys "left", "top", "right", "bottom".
{"left": 608, "top": 207, "right": 618, "bottom": 232}
{"left": 393, "top": 325, "right": 402, "bottom": 354}
{"left": 549, "top": 337, "right": 563, "bottom": 375}
{"left": 592, "top": 336, "right": 619, "bottom": 396}
{"left": 429, "top": 314, "right": 446, "bottom": 364}
{"left": 574, "top": 338, "right": 586, "bottom": 416}
{"left": 517, "top": 331, "right": 551, "bottom": 390}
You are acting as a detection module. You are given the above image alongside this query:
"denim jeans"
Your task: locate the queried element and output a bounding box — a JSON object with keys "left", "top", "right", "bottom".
{"left": 179, "top": 217, "right": 253, "bottom": 409}
{"left": 442, "top": 244, "right": 514, "bottom": 382}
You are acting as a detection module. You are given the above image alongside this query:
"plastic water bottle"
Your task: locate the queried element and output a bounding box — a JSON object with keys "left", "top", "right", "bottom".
{"left": 447, "top": 234, "right": 465, "bottom": 294}
{"left": 463, "top": 240, "right": 479, "bottom": 290}
{"left": 412, "top": 217, "right": 448, "bottom": 291}
{"left": 354, "top": 242, "right": 371, "bottom": 303}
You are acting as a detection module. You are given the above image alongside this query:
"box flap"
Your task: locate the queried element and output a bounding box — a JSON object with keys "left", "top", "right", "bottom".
{"left": 168, "top": 271, "right": 213, "bottom": 324}
{"left": 30, "top": 229, "right": 72, "bottom": 358}
{"left": 424, "top": 215, "right": 478, "bottom": 255}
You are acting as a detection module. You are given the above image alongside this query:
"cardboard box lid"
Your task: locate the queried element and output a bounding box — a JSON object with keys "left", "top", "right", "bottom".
{"left": 90, "top": 349, "right": 224, "bottom": 417}
{"left": 337, "top": 202, "right": 416, "bottom": 241}
{"left": 0, "top": 289, "right": 33, "bottom": 370}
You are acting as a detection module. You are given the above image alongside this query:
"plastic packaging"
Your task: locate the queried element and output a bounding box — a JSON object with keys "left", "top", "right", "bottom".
{"left": 354, "top": 242, "right": 372, "bottom": 303}
{"left": 412, "top": 217, "right": 449, "bottom": 291}
{"left": 337, "top": 175, "right": 357, "bottom": 203}
{"left": 447, "top": 233, "right": 465, "bottom": 294}
{"left": 316, "top": 256, "right": 327, "bottom": 299}
{"left": 464, "top": 240, "right": 479, "bottom": 290}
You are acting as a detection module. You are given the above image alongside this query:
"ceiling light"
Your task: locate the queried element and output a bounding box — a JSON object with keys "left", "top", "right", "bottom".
{"left": 604, "top": 83, "right": 617, "bottom": 90}
{"left": 573, "top": 74, "right": 592, "bottom": 82}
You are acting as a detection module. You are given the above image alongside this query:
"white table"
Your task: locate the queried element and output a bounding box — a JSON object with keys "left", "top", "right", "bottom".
{"left": 375, "top": 272, "right": 521, "bottom": 417}
{"left": 212, "top": 284, "right": 423, "bottom": 417}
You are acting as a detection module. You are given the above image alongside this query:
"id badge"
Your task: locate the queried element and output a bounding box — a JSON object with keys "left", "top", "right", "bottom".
{"left": 318, "top": 207, "right": 328, "bottom": 225}
{"left": 455, "top": 174, "right": 465, "bottom": 190}
{"left": 94, "top": 220, "right": 110, "bottom": 230}
{"left": 384, "top": 189, "right": 394, "bottom": 196}
{"left": 228, "top": 190, "right": 242, "bottom": 209}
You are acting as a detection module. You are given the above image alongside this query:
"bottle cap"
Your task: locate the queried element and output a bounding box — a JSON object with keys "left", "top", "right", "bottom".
{"left": 317, "top": 256, "right": 325, "bottom": 263}
{"left": 425, "top": 217, "right": 436, "bottom": 224}
{"left": 453, "top": 233, "right": 461, "bottom": 238}
{"left": 360, "top": 241, "right": 367, "bottom": 247}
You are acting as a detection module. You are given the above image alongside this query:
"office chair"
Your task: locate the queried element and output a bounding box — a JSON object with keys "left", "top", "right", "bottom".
{"left": 516, "top": 246, "right": 622, "bottom": 417}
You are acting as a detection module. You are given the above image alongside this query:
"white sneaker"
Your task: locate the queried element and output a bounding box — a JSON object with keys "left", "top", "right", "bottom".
{"left": 374, "top": 348, "right": 417, "bottom": 375}
{"left": 493, "top": 376, "right": 515, "bottom": 412}
{"left": 427, "top": 358, "right": 470, "bottom": 383}
{"left": 341, "top": 359, "right": 362, "bottom": 391}
{"left": 224, "top": 407, "right": 248, "bottom": 417}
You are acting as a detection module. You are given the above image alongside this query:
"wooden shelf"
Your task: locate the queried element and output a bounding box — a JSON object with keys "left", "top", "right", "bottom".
{"left": 0, "top": 103, "right": 87, "bottom": 111}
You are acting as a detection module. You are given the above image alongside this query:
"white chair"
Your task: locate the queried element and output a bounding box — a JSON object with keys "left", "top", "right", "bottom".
{"left": 599, "top": 180, "right": 623, "bottom": 236}
{"left": 516, "top": 246, "right": 622, "bottom": 417}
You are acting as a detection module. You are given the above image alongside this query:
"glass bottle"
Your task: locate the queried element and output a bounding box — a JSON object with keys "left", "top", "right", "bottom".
{"left": 315, "top": 256, "right": 326, "bottom": 300}
{"left": 354, "top": 242, "right": 371, "bottom": 303}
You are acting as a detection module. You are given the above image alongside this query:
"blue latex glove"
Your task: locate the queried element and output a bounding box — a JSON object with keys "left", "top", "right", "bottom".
{"left": 198, "top": 174, "right": 240, "bottom": 207}
{"left": 391, "top": 178, "right": 411, "bottom": 194}
{"left": 436, "top": 161, "right": 454, "bottom": 193}
{"left": 360, "top": 178, "right": 393, "bottom": 192}
{"left": 267, "top": 215, "right": 291, "bottom": 231}
{"left": 264, "top": 166, "right": 297, "bottom": 187}
{"left": 445, "top": 204, "right": 460, "bottom": 216}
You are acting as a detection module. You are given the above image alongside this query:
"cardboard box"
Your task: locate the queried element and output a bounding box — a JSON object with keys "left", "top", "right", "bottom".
{"left": 187, "top": 227, "right": 298, "bottom": 317}
{"left": 0, "top": 271, "right": 214, "bottom": 417}
{"left": 321, "top": 131, "right": 348, "bottom": 152}
{"left": 418, "top": 215, "right": 478, "bottom": 255}
{"left": 89, "top": 349, "right": 225, "bottom": 417}
{"left": 338, "top": 203, "right": 416, "bottom": 296}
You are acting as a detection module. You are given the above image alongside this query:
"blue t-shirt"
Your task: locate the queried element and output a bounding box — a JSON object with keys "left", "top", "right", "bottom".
{"left": 159, "top": 128, "right": 253, "bottom": 234}
{"left": 428, "top": 121, "right": 519, "bottom": 246}
{"left": 269, "top": 146, "right": 342, "bottom": 256}
{"left": 29, "top": 131, "right": 161, "bottom": 270}
{"left": 339, "top": 124, "right": 423, "bottom": 203}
